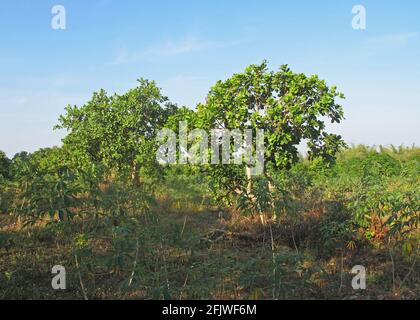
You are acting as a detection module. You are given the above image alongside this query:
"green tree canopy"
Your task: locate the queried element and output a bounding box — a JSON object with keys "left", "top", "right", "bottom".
{"left": 56, "top": 79, "right": 177, "bottom": 184}
{"left": 0, "top": 151, "right": 11, "bottom": 180}
{"left": 197, "top": 61, "right": 346, "bottom": 169}
{"left": 195, "top": 61, "right": 346, "bottom": 203}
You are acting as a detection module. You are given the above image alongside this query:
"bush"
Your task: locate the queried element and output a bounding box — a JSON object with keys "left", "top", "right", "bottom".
{"left": 318, "top": 201, "right": 358, "bottom": 255}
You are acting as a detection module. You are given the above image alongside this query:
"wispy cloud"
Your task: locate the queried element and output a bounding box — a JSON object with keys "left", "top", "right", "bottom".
{"left": 346, "top": 32, "right": 420, "bottom": 60}
{"left": 365, "top": 32, "right": 418, "bottom": 48}
{"left": 149, "top": 36, "right": 216, "bottom": 56}
{"left": 108, "top": 35, "right": 246, "bottom": 66}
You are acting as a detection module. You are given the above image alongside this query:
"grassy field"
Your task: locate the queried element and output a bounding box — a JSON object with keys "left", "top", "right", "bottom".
{"left": 0, "top": 203, "right": 418, "bottom": 300}
{"left": 1, "top": 146, "right": 419, "bottom": 300}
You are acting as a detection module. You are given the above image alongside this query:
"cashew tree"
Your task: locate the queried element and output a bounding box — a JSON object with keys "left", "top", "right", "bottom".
{"left": 196, "top": 61, "right": 346, "bottom": 215}
{"left": 56, "top": 79, "right": 177, "bottom": 185}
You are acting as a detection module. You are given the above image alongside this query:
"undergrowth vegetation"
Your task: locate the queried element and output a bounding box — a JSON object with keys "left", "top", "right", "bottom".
{"left": 1, "top": 145, "right": 418, "bottom": 299}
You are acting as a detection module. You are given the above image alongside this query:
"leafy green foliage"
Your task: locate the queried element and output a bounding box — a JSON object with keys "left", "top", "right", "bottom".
{"left": 197, "top": 61, "right": 345, "bottom": 169}
{"left": 0, "top": 151, "right": 11, "bottom": 180}
{"left": 195, "top": 61, "right": 346, "bottom": 214}
{"left": 318, "top": 202, "right": 358, "bottom": 254}
{"left": 11, "top": 148, "right": 81, "bottom": 224}
{"left": 56, "top": 79, "right": 177, "bottom": 184}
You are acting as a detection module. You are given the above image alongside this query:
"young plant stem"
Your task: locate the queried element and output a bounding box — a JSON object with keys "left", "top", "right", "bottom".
{"left": 160, "top": 241, "right": 170, "bottom": 292}
{"left": 128, "top": 238, "right": 140, "bottom": 287}
{"left": 338, "top": 250, "right": 344, "bottom": 294}
{"left": 291, "top": 226, "right": 299, "bottom": 256}
{"left": 388, "top": 238, "right": 396, "bottom": 292}
{"left": 180, "top": 215, "right": 188, "bottom": 239}
{"left": 399, "top": 259, "right": 417, "bottom": 290}
{"left": 74, "top": 253, "right": 88, "bottom": 300}
{"left": 268, "top": 221, "right": 277, "bottom": 300}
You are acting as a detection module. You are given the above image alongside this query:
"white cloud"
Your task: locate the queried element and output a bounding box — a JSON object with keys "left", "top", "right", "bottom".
{"left": 346, "top": 32, "right": 419, "bottom": 60}
{"left": 108, "top": 35, "right": 245, "bottom": 66}
{"left": 149, "top": 36, "right": 218, "bottom": 56}
{"left": 365, "top": 32, "right": 418, "bottom": 48}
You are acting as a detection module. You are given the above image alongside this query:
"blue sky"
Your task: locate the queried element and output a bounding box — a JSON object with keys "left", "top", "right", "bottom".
{"left": 0, "top": 0, "right": 419, "bottom": 157}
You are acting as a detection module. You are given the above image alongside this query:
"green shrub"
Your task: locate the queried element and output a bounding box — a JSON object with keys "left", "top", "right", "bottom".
{"left": 318, "top": 201, "right": 358, "bottom": 255}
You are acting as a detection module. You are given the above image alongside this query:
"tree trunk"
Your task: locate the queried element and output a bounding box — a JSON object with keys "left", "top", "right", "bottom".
{"left": 246, "top": 165, "right": 266, "bottom": 226}
{"left": 246, "top": 166, "right": 252, "bottom": 195}
{"left": 131, "top": 162, "right": 140, "bottom": 186}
